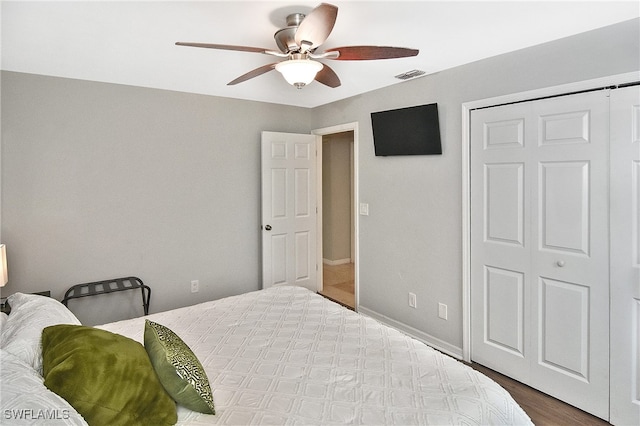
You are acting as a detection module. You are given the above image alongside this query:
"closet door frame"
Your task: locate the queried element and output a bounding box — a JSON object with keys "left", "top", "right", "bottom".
{"left": 461, "top": 71, "right": 640, "bottom": 362}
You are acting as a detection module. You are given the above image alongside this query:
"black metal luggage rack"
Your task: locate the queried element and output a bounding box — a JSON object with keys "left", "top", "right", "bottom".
{"left": 62, "top": 276, "right": 151, "bottom": 315}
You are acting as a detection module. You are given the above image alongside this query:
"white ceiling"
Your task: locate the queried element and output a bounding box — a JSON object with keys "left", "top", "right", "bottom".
{"left": 2, "top": 1, "right": 639, "bottom": 108}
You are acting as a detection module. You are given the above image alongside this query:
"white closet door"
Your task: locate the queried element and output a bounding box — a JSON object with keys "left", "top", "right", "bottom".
{"left": 471, "top": 90, "right": 610, "bottom": 419}
{"left": 609, "top": 85, "right": 640, "bottom": 426}
{"left": 470, "top": 100, "right": 533, "bottom": 382}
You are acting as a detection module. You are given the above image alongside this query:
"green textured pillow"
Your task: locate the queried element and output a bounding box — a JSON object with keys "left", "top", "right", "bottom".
{"left": 42, "top": 325, "right": 177, "bottom": 426}
{"left": 144, "top": 320, "right": 215, "bottom": 414}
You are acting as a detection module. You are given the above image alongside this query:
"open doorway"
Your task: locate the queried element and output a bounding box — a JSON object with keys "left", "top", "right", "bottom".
{"left": 317, "top": 130, "right": 355, "bottom": 309}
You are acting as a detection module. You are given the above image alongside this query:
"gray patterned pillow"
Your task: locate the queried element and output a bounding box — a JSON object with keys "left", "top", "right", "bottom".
{"left": 144, "top": 320, "right": 215, "bottom": 414}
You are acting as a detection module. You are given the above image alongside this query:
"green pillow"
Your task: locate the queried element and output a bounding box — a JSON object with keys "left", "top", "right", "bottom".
{"left": 42, "top": 325, "right": 177, "bottom": 426}
{"left": 144, "top": 320, "right": 215, "bottom": 414}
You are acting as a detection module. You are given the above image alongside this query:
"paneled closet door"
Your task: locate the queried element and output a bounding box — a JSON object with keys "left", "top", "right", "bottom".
{"left": 470, "top": 100, "right": 533, "bottom": 384}
{"left": 470, "top": 90, "right": 610, "bottom": 419}
{"left": 609, "top": 85, "right": 640, "bottom": 426}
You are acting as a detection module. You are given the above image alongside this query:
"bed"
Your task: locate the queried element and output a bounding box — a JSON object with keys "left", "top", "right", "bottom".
{"left": 0, "top": 286, "right": 533, "bottom": 425}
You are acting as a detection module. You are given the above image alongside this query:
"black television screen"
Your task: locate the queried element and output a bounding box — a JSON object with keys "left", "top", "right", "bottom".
{"left": 371, "top": 103, "right": 442, "bottom": 156}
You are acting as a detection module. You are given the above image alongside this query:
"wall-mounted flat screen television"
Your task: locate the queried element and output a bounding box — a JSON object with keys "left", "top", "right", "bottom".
{"left": 371, "top": 103, "right": 442, "bottom": 156}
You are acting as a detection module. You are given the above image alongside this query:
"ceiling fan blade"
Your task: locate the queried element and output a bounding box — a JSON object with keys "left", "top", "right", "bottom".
{"left": 176, "top": 42, "right": 272, "bottom": 54}
{"left": 326, "top": 46, "right": 419, "bottom": 60}
{"left": 228, "top": 63, "right": 277, "bottom": 85}
{"left": 295, "top": 3, "right": 338, "bottom": 50}
{"left": 315, "top": 64, "right": 341, "bottom": 88}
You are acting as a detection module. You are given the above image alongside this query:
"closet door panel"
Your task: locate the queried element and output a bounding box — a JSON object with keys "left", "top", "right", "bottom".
{"left": 538, "top": 161, "right": 590, "bottom": 254}
{"left": 485, "top": 266, "right": 525, "bottom": 356}
{"left": 609, "top": 85, "right": 640, "bottom": 426}
{"left": 538, "top": 276, "right": 589, "bottom": 380}
{"left": 485, "top": 163, "right": 525, "bottom": 246}
{"left": 531, "top": 91, "right": 609, "bottom": 419}
{"left": 471, "top": 102, "right": 533, "bottom": 382}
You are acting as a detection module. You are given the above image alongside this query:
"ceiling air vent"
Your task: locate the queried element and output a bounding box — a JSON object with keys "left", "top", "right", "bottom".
{"left": 394, "top": 69, "right": 426, "bottom": 80}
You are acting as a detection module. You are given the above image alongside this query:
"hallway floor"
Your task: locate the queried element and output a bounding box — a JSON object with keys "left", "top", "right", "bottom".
{"left": 319, "top": 262, "right": 355, "bottom": 309}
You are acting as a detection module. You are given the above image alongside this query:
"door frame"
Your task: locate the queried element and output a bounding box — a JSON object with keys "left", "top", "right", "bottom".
{"left": 312, "top": 122, "right": 360, "bottom": 309}
{"left": 461, "top": 71, "right": 640, "bottom": 362}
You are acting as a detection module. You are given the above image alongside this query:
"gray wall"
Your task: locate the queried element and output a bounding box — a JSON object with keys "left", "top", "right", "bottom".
{"left": 312, "top": 18, "right": 640, "bottom": 349}
{"left": 1, "top": 18, "right": 638, "bottom": 337}
{"left": 1, "top": 72, "right": 312, "bottom": 324}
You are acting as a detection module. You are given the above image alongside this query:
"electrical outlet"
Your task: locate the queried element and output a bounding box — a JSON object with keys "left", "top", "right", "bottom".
{"left": 438, "top": 302, "right": 448, "bottom": 320}
{"left": 408, "top": 292, "right": 417, "bottom": 308}
{"left": 190, "top": 280, "right": 199, "bottom": 293}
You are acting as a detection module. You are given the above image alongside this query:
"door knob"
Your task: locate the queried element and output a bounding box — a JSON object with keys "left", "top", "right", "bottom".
{"left": 556, "top": 260, "right": 565, "bottom": 267}
{"left": 265, "top": 225, "right": 272, "bottom": 231}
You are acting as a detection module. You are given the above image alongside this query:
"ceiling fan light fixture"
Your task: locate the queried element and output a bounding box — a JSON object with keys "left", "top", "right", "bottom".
{"left": 275, "top": 59, "right": 323, "bottom": 89}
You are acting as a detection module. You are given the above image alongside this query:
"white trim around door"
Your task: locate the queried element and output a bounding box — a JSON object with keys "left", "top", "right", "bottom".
{"left": 312, "top": 122, "right": 360, "bottom": 309}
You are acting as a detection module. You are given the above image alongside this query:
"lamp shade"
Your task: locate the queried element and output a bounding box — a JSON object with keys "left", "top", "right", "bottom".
{"left": 275, "top": 59, "right": 323, "bottom": 88}
{"left": 0, "top": 244, "right": 7, "bottom": 287}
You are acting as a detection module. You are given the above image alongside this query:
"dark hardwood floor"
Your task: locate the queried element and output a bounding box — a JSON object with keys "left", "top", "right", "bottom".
{"left": 470, "top": 363, "right": 610, "bottom": 425}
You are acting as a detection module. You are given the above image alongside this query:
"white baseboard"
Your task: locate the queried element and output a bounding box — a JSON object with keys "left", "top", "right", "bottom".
{"left": 358, "top": 306, "right": 463, "bottom": 360}
{"left": 323, "top": 258, "right": 352, "bottom": 266}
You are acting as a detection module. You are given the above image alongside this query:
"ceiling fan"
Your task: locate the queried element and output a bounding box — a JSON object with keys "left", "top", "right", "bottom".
{"left": 176, "top": 3, "right": 419, "bottom": 89}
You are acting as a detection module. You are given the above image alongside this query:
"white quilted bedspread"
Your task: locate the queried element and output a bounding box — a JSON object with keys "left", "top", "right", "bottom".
{"left": 98, "top": 286, "right": 532, "bottom": 425}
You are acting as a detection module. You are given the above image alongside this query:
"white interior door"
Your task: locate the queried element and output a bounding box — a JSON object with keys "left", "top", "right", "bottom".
{"left": 470, "top": 90, "right": 610, "bottom": 419}
{"left": 261, "top": 131, "right": 318, "bottom": 291}
{"left": 609, "top": 85, "right": 640, "bottom": 426}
